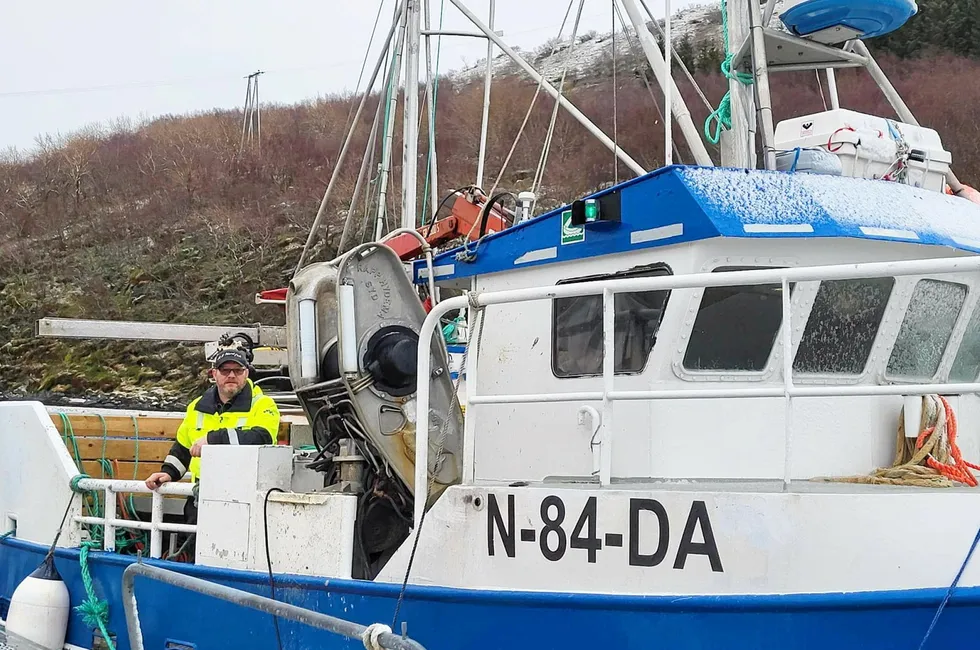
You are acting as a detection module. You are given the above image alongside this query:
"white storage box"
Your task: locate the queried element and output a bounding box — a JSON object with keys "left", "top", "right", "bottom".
{"left": 774, "top": 109, "right": 952, "bottom": 192}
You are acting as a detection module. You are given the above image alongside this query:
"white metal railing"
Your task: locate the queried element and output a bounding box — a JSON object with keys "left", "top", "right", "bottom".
{"left": 73, "top": 478, "right": 196, "bottom": 559}
{"left": 414, "top": 254, "right": 980, "bottom": 527}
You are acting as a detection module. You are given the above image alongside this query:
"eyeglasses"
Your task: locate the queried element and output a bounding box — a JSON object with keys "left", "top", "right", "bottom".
{"left": 215, "top": 367, "right": 247, "bottom": 377}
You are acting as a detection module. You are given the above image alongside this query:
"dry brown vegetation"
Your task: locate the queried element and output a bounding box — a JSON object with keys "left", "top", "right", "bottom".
{"left": 0, "top": 52, "right": 978, "bottom": 401}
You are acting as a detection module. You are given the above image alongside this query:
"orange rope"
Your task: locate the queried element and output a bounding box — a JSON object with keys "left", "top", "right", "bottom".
{"left": 919, "top": 396, "right": 980, "bottom": 487}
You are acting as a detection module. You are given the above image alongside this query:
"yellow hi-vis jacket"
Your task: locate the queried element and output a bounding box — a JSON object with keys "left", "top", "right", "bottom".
{"left": 159, "top": 380, "right": 281, "bottom": 481}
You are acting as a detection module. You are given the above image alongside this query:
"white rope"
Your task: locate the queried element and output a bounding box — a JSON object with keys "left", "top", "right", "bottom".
{"left": 361, "top": 622, "right": 393, "bottom": 650}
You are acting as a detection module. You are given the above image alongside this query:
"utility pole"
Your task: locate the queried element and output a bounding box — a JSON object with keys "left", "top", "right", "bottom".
{"left": 239, "top": 70, "right": 265, "bottom": 156}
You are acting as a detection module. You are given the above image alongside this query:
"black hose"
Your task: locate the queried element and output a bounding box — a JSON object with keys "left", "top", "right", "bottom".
{"left": 423, "top": 185, "right": 481, "bottom": 238}
{"left": 478, "top": 192, "right": 517, "bottom": 238}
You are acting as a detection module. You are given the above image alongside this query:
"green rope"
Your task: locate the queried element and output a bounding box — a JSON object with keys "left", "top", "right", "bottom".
{"left": 0, "top": 529, "right": 14, "bottom": 540}
{"left": 76, "top": 542, "right": 116, "bottom": 650}
{"left": 442, "top": 315, "right": 464, "bottom": 344}
{"left": 704, "top": 0, "right": 755, "bottom": 145}
{"left": 420, "top": 0, "right": 446, "bottom": 224}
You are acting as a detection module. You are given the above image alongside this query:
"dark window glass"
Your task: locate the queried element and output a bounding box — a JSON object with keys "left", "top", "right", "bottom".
{"left": 887, "top": 279, "right": 967, "bottom": 379}
{"left": 793, "top": 278, "right": 894, "bottom": 374}
{"left": 950, "top": 302, "right": 980, "bottom": 383}
{"left": 683, "top": 268, "right": 792, "bottom": 372}
{"left": 553, "top": 266, "right": 671, "bottom": 378}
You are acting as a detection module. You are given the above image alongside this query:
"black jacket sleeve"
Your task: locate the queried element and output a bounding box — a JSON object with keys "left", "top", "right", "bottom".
{"left": 206, "top": 426, "right": 274, "bottom": 446}
{"left": 161, "top": 440, "right": 191, "bottom": 482}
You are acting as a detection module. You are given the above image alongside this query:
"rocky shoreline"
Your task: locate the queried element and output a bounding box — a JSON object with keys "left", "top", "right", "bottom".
{"left": 0, "top": 388, "right": 189, "bottom": 413}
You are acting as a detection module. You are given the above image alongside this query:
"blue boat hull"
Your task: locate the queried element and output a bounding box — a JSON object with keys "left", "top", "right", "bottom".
{"left": 1, "top": 537, "right": 977, "bottom": 650}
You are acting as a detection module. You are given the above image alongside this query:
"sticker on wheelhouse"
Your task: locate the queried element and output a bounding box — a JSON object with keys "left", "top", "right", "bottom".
{"left": 560, "top": 210, "right": 585, "bottom": 245}
{"left": 486, "top": 494, "right": 723, "bottom": 572}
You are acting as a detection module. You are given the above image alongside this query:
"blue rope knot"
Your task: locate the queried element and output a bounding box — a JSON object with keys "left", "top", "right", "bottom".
{"left": 70, "top": 473, "right": 93, "bottom": 493}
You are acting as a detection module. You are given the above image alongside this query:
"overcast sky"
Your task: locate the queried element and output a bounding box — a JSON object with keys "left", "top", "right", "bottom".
{"left": 0, "top": 0, "right": 699, "bottom": 154}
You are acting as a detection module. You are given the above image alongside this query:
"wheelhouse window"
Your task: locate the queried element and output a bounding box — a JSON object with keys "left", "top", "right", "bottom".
{"left": 793, "top": 278, "right": 894, "bottom": 375}
{"left": 683, "top": 267, "right": 791, "bottom": 372}
{"left": 886, "top": 279, "right": 967, "bottom": 379}
{"left": 552, "top": 265, "right": 671, "bottom": 378}
{"left": 950, "top": 301, "right": 980, "bottom": 382}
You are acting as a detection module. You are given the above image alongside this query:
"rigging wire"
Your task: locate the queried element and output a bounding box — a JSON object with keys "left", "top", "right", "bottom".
{"left": 636, "top": 0, "right": 714, "bottom": 114}
{"left": 612, "top": 0, "right": 683, "bottom": 165}
{"left": 486, "top": 0, "right": 577, "bottom": 199}
{"left": 341, "top": 0, "right": 391, "bottom": 137}
{"left": 529, "top": 0, "right": 588, "bottom": 214}
{"left": 612, "top": 0, "right": 619, "bottom": 185}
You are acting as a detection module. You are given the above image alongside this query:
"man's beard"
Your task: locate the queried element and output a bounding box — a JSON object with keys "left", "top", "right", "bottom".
{"left": 218, "top": 384, "right": 243, "bottom": 402}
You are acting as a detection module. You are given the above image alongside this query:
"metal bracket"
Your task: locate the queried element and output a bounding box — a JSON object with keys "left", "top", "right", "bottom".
{"left": 732, "top": 28, "right": 868, "bottom": 73}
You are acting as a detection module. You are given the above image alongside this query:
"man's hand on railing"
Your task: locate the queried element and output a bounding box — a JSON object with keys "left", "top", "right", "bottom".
{"left": 145, "top": 472, "right": 173, "bottom": 490}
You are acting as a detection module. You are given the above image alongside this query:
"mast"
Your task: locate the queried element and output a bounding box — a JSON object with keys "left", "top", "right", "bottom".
{"left": 475, "top": 0, "right": 495, "bottom": 189}
{"left": 423, "top": 0, "right": 440, "bottom": 217}
{"left": 375, "top": 10, "right": 408, "bottom": 241}
{"left": 401, "top": 0, "right": 423, "bottom": 231}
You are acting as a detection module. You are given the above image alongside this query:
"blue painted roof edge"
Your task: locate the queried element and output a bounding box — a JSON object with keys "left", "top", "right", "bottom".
{"left": 412, "top": 165, "right": 980, "bottom": 284}
{"left": 412, "top": 165, "right": 719, "bottom": 283}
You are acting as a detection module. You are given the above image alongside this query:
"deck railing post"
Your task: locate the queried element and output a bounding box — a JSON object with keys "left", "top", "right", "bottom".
{"left": 781, "top": 276, "right": 794, "bottom": 487}
{"left": 601, "top": 288, "right": 615, "bottom": 486}
{"left": 150, "top": 491, "right": 164, "bottom": 559}
{"left": 104, "top": 487, "right": 117, "bottom": 552}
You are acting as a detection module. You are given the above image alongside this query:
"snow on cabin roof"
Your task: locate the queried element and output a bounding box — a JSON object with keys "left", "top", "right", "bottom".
{"left": 411, "top": 165, "right": 980, "bottom": 284}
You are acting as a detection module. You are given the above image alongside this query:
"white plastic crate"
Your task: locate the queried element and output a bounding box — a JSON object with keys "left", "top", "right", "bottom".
{"left": 774, "top": 109, "right": 951, "bottom": 192}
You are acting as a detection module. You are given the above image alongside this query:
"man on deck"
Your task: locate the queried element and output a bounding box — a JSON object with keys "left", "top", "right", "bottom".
{"left": 144, "top": 345, "right": 281, "bottom": 523}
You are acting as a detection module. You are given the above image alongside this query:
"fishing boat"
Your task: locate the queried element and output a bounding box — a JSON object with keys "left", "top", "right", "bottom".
{"left": 4, "top": 0, "right": 980, "bottom": 648}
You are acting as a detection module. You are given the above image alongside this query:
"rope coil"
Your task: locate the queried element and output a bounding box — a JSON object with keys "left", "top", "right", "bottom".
{"left": 361, "top": 623, "right": 393, "bottom": 650}
{"left": 821, "top": 395, "right": 980, "bottom": 487}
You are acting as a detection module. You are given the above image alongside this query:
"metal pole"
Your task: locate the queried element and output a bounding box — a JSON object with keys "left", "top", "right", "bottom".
{"left": 762, "top": 0, "right": 777, "bottom": 27}
{"left": 256, "top": 72, "right": 262, "bottom": 156}
{"left": 294, "top": 1, "right": 405, "bottom": 274}
{"left": 475, "top": 0, "right": 495, "bottom": 188}
{"left": 103, "top": 488, "right": 117, "bottom": 553}
{"left": 402, "top": 0, "right": 422, "bottom": 231}
{"left": 781, "top": 277, "right": 793, "bottom": 488}
{"left": 747, "top": 0, "right": 777, "bottom": 170}
{"left": 423, "top": 0, "right": 440, "bottom": 217}
{"left": 376, "top": 11, "right": 409, "bottom": 240}
{"left": 239, "top": 76, "right": 251, "bottom": 154}
{"left": 123, "top": 562, "right": 427, "bottom": 650}
{"left": 448, "top": 0, "right": 647, "bottom": 176}
{"left": 618, "top": 0, "right": 713, "bottom": 166}
{"left": 825, "top": 68, "right": 840, "bottom": 109}
{"left": 420, "top": 29, "right": 488, "bottom": 37}
{"left": 664, "top": 0, "right": 672, "bottom": 166}
{"left": 339, "top": 93, "right": 385, "bottom": 252}
{"left": 601, "top": 288, "right": 614, "bottom": 485}
{"left": 849, "top": 38, "right": 964, "bottom": 192}
{"left": 718, "top": 0, "right": 755, "bottom": 167}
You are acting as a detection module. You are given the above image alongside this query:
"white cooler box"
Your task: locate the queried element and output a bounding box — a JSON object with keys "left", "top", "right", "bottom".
{"left": 774, "top": 109, "right": 951, "bottom": 192}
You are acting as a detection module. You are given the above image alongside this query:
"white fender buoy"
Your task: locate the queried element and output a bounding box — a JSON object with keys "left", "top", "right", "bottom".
{"left": 5, "top": 553, "right": 70, "bottom": 650}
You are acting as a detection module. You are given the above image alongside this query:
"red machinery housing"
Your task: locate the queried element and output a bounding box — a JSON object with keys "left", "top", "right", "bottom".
{"left": 256, "top": 188, "right": 513, "bottom": 305}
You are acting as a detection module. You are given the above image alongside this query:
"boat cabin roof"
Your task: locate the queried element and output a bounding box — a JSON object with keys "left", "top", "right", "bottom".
{"left": 411, "top": 165, "right": 980, "bottom": 286}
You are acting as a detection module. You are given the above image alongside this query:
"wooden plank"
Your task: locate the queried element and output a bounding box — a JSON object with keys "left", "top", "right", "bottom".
{"left": 80, "top": 460, "right": 192, "bottom": 482}
{"left": 50, "top": 414, "right": 179, "bottom": 438}
{"left": 73, "top": 439, "right": 172, "bottom": 462}
{"left": 53, "top": 414, "right": 292, "bottom": 441}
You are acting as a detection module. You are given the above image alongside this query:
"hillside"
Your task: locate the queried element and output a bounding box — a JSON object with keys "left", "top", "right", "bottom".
{"left": 2, "top": 6, "right": 980, "bottom": 408}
